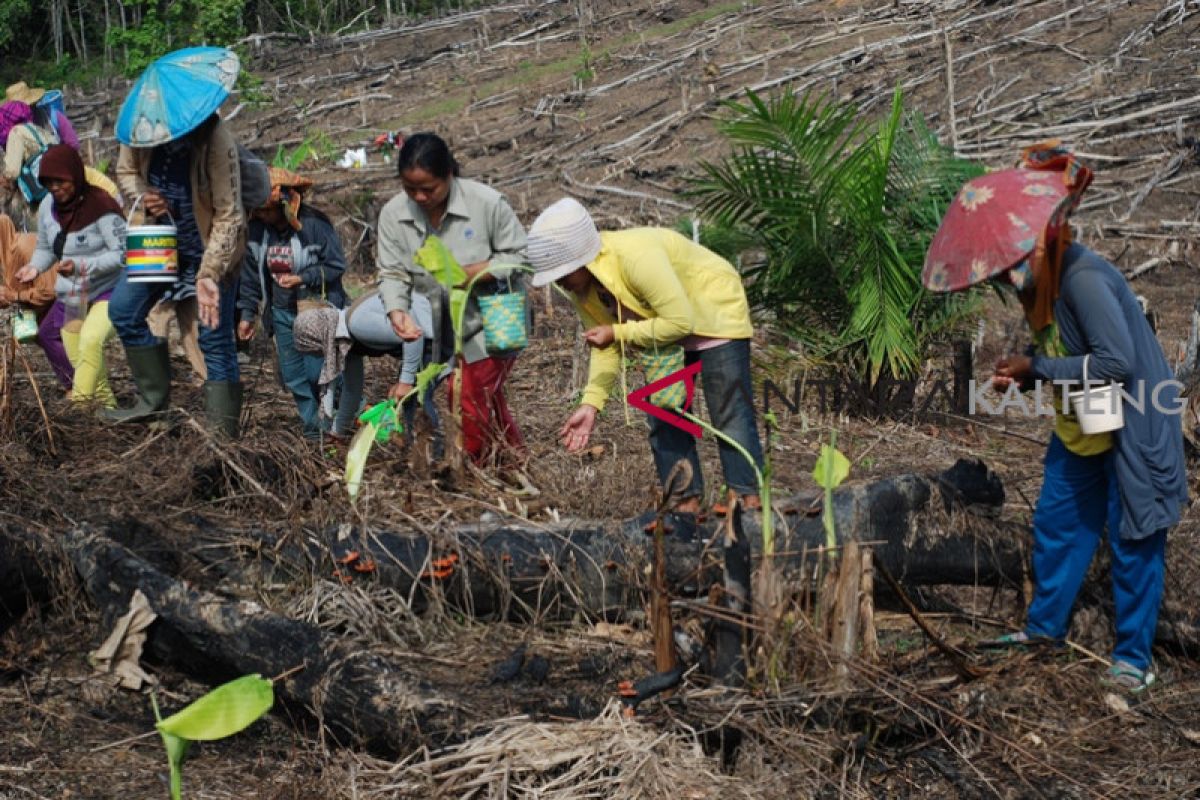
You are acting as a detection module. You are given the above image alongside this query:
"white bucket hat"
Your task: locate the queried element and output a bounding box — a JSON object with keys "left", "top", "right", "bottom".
{"left": 526, "top": 197, "right": 602, "bottom": 287}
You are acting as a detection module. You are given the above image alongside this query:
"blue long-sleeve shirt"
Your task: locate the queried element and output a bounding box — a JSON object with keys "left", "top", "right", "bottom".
{"left": 1029, "top": 244, "right": 1187, "bottom": 539}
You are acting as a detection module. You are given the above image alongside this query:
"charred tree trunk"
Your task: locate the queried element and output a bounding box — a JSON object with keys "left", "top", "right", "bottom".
{"left": 61, "top": 527, "right": 458, "bottom": 756}
{"left": 247, "top": 461, "right": 1021, "bottom": 623}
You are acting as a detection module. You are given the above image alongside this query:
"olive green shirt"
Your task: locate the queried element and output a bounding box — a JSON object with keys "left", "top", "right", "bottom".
{"left": 376, "top": 177, "right": 528, "bottom": 364}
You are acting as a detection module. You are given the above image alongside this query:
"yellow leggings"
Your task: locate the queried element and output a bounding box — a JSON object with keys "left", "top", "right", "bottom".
{"left": 61, "top": 300, "right": 116, "bottom": 408}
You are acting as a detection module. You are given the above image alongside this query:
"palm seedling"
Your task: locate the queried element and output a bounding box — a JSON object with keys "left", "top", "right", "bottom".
{"left": 691, "top": 85, "right": 984, "bottom": 400}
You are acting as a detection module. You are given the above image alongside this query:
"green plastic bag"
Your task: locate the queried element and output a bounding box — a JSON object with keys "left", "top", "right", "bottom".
{"left": 11, "top": 307, "right": 38, "bottom": 344}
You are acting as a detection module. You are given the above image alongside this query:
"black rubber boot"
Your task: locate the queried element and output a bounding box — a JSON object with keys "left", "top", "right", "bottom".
{"left": 203, "top": 381, "right": 242, "bottom": 439}
{"left": 101, "top": 342, "right": 172, "bottom": 422}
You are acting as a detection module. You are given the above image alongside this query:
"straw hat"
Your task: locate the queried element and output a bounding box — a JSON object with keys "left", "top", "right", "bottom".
{"left": 6, "top": 81, "right": 45, "bottom": 105}
{"left": 526, "top": 197, "right": 602, "bottom": 287}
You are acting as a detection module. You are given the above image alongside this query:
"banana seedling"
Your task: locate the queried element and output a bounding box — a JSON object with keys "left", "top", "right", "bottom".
{"left": 345, "top": 360, "right": 446, "bottom": 501}
{"left": 152, "top": 673, "right": 274, "bottom": 800}
{"left": 812, "top": 430, "right": 850, "bottom": 560}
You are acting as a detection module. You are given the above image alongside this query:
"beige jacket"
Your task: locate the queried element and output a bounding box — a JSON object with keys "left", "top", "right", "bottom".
{"left": 116, "top": 117, "right": 245, "bottom": 283}
{"left": 3, "top": 124, "right": 58, "bottom": 180}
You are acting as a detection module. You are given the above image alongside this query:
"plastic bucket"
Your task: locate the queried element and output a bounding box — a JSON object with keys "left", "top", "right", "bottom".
{"left": 1069, "top": 355, "right": 1124, "bottom": 434}
{"left": 125, "top": 224, "right": 179, "bottom": 283}
{"left": 125, "top": 194, "right": 178, "bottom": 284}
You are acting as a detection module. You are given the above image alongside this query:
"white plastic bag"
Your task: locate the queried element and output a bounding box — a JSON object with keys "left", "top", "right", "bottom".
{"left": 338, "top": 148, "right": 367, "bottom": 169}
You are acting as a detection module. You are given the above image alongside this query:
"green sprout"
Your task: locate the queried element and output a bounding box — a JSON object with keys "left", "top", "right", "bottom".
{"left": 811, "top": 430, "right": 850, "bottom": 560}
{"left": 152, "top": 674, "right": 274, "bottom": 800}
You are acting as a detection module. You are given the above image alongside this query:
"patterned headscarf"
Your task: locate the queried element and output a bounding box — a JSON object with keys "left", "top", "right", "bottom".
{"left": 1016, "top": 142, "right": 1092, "bottom": 331}
{"left": 0, "top": 101, "right": 32, "bottom": 149}
{"left": 292, "top": 306, "right": 349, "bottom": 391}
{"left": 264, "top": 167, "right": 315, "bottom": 231}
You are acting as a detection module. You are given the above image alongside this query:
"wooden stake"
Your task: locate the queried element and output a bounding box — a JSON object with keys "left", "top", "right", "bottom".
{"left": 943, "top": 26, "right": 959, "bottom": 154}
{"left": 829, "top": 540, "right": 861, "bottom": 689}
{"left": 858, "top": 547, "right": 877, "bottom": 663}
{"left": 651, "top": 519, "right": 678, "bottom": 690}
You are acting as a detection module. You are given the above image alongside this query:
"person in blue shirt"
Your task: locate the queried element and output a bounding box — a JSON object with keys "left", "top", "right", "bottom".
{"left": 237, "top": 168, "right": 346, "bottom": 439}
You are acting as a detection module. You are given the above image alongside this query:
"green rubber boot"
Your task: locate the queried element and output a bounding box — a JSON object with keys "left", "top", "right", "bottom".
{"left": 203, "top": 381, "right": 243, "bottom": 439}
{"left": 101, "top": 342, "right": 172, "bottom": 423}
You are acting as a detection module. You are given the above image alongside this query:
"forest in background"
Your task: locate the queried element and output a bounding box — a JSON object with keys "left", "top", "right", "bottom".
{"left": 0, "top": 0, "right": 485, "bottom": 83}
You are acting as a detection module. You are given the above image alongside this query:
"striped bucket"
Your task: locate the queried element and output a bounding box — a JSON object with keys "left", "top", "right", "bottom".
{"left": 125, "top": 224, "right": 179, "bottom": 283}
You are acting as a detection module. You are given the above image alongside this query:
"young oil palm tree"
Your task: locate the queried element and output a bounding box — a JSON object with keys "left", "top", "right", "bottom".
{"left": 691, "top": 86, "right": 983, "bottom": 391}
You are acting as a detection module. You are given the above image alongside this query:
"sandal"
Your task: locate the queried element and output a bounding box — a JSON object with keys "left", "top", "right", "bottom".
{"left": 1102, "top": 660, "right": 1156, "bottom": 694}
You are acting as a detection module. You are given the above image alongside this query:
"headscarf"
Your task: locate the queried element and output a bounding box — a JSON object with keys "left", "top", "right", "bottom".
{"left": 293, "top": 306, "right": 349, "bottom": 390}
{"left": 38, "top": 145, "right": 124, "bottom": 234}
{"left": 0, "top": 101, "right": 32, "bottom": 149}
{"left": 264, "top": 167, "right": 314, "bottom": 231}
{"left": 1014, "top": 142, "right": 1092, "bottom": 331}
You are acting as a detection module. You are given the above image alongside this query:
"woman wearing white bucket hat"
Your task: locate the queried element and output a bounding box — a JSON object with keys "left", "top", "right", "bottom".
{"left": 527, "top": 197, "right": 763, "bottom": 524}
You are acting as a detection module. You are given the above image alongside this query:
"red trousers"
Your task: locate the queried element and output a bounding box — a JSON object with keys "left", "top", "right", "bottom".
{"left": 447, "top": 355, "right": 524, "bottom": 465}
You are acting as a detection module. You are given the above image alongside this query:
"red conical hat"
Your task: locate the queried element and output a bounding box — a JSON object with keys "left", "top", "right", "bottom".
{"left": 923, "top": 147, "right": 1091, "bottom": 292}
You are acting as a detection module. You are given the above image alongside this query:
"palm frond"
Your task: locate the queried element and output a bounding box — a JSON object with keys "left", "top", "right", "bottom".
{"left": 688, "top": 84, "right": 983, "bottom": 388}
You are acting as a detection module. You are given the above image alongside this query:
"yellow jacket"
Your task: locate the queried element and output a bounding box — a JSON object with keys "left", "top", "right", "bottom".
{"left": 571, "top": 227, "right": 753, "bottom": 410}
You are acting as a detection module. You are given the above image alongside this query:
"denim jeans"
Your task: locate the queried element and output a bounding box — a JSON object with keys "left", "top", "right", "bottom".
{"left": 272, "top": 306, "right": 324, "bottom": 436}
{"left": 647, "top": 338, "right": 763, "bottom": 499}
{"left": 108, "top": 270, "right": 239, "bottom": 382}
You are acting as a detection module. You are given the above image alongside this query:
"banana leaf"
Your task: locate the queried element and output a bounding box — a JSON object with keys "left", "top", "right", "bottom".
{"left": 154, "top": 674, "right": 274, "bottom": 800}
{"left": 345, "top": 421, "right": 378, "bottom": 501}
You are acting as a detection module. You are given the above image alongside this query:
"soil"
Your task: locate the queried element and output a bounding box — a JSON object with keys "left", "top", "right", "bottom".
{"left": 3, "top": 0, "right": 1200, "bottom": 797}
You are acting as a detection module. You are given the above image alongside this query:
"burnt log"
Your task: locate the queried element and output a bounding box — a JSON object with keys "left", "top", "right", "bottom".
{"left": 255, "top": 460, "right": 1023, "bottom": 622}
{"left": 61, "top": 526, "right": 457, "bottom": 756}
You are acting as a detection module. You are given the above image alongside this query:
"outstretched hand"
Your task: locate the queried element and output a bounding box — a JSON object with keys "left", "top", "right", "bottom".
{"left": 992, "top": 354, "right": 1033, "bottom": 391}
{"left": 197, "top": 277, "right": 221, "bottom": 329}
{"left": 559, "top": 404, "right": 598, "bottom": 452}
{"left": 388, "top": 381, "right": 414, "bottom": 401}
{"left": 583, "top": 325, "right": 614, "bottom": 348}
{"left": 388, "top": 309, "right": 423, "bottom": 341}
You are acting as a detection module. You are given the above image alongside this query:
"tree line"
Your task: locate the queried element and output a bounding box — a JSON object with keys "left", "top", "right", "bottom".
{"left": 0, "top": 0, "right": 483, "bottom": 82}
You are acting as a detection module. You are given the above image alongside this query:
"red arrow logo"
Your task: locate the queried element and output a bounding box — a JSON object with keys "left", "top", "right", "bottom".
{"left": 626, "top": 361, "right": 703, "bottom": 438}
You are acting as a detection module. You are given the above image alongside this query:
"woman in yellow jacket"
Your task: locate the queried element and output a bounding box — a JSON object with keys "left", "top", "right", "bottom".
{"left": 527, "top": 197, "right": 763, "bottom": 520}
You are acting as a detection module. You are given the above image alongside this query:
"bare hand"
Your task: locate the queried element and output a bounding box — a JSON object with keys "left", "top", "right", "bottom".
{"left": 559, "top": 404, "right": 598, "bottom": 453}
{"left": 142, "top": 190, "right": 169, "bottom": 218}
{"left": 53, "top": 259, "right": 75, "bottom": 276}
{"left": 388, "top": 381, "right": 415, "bottom": 401}
{"left": 197, "top": 277, "right": 221, "bottom": 329}
{"left": 14, "top": 265, "right": 38, "bottom": 283}
{"left": 236, "top": 320, "right": 256, "bottom": 341}
{"left": 388, "top": 309, "right": 423, "bottom": 341}
{"left": 274, "top": 273, "right": 302, "bottom": 289}
{"left": 993, "top": 354, "right": 1033, "bottom": 387}
{"left": 583, "top": 325, "right": 615, "bottom": 348}
{"left": 461, "top": 260, "right": 491, "bottom": 283}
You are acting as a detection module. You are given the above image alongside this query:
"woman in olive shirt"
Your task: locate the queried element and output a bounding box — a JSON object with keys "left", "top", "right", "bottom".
{"left": 377, "top": 133, "right": 528, "bottom": 466}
